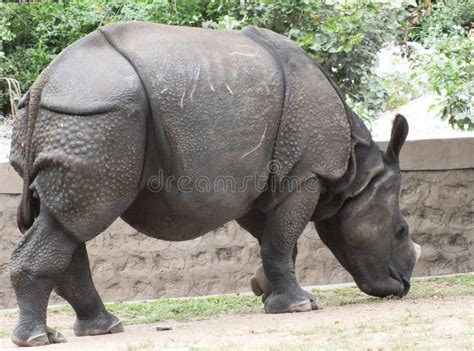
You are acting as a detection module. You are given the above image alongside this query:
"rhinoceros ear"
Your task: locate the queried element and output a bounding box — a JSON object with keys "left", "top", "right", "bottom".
{"left": 385, "top": 114, "right": 408, "bottom": 166}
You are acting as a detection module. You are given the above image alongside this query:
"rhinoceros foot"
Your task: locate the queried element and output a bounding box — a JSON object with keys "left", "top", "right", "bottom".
{"left": 303, "top": 291, "right": 324, "bottom": 310}
{"left": 251, "top": 264, "right": 323, "bottom": 311}
{"left": 74, "top": 311, "right": 123, "bottom": 337}
{"left": 12, "top": 326, "right": 66, "bottom": 347}
{"left": 264, "top": 290, "right": 312, "bottom": 314}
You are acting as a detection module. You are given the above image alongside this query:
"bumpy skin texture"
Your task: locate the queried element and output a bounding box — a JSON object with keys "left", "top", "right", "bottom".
{"left": 9, "top": 22, "right": 416, "bottom": 346}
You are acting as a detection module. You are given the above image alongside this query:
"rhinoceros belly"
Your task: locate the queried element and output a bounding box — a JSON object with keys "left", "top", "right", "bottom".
{"left": 121, "top": 153, "right": 274, "bottom": 240}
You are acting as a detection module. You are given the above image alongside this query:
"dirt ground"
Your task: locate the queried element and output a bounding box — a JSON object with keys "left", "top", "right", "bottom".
{"left": 1, "top": 296, "right": 472, "bottom": 350}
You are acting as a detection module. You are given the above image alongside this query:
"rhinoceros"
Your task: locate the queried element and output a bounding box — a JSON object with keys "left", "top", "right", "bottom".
{"left": 9, "top": 22, "right": 420, "bottom": 346}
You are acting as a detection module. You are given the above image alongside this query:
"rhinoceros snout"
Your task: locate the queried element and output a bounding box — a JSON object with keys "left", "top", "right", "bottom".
{"left": 413, "top": 242, "right": 421, "bottom": 262}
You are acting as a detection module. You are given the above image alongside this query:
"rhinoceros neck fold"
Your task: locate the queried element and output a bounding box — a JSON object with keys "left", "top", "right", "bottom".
{"left": 313, "top": 110, "right": 384, "bottom": 222}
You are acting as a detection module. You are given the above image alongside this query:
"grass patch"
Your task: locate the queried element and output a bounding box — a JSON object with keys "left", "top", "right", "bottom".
{"left": 310, "top": 273, "right": 474, "bottom": 307}
{"left": 1, "top": 273, "right": 472, "bottom": 326}
{"left": 409, "top": 273, "right": 474, "bottom": 299}
{"left": 106, "top": 273, "right": 473, "bottom": 325}
{"left": 107, "top": 294, "right": 262, "bottom": 325}
{"left": 0, "top": 329, "right": 10, "bottom": 339}
{"left": 48, "top": 305, "right": 74, "bottom": 314}
{"left": 309, "top": 285, "right": 379, "bottom": 306}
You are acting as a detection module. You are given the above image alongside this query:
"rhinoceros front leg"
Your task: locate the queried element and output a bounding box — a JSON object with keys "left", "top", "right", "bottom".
{"left": 237, "top": 209, "right": 321, "bottom": 310}
{"left": 259, "top": 178, "right": 322, "bottom": 313}
{"left": 237, "top": 209, "right": 322, "bottom": 310}
{"left": 9, "top": 208, "right": 77, "bottom": 347}
{"left": 54, "top": 243, "right": 123, "bottom": 337}
{"left": 252, "top": 248, "right": 322, "bottom": 310}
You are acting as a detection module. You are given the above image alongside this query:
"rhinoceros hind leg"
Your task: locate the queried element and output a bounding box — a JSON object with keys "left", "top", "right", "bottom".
{"left": 10, "top": 208, "right": 78, "bottom": 347}
{"left": 54, "top": 243, "right": 124, "bottom": 337}
{"left": 302, "top": 291, "right": 323, "bottom": 310}
{"left": 236, "top": 210, "right": 270, "bottom": 299}
{"left": 250, "top": 264, "right": 271, "bottom": 299}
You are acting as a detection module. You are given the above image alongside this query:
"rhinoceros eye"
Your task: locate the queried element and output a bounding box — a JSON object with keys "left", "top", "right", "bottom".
{"left": 395, "top": 222, "right": 408, "bottom": 240}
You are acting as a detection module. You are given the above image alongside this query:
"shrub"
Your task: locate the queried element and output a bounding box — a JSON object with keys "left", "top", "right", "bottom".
{"left": 418, "top": 35, "right": 474, "bottom": 130}
{"left": 408, "top": 0, "right": 474, "bottom": 130}
{"left": 410, "top": 0, "right": 473, "bottom": 45}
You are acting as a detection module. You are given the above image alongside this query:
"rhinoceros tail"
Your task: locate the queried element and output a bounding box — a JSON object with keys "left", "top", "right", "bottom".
{"left": 17, "top": 79, "right": 44, "bottom": 233}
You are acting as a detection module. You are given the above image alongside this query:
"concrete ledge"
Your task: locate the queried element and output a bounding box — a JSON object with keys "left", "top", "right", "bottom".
{"left": 378, "top": 137, "right": 474, "bottom": 171}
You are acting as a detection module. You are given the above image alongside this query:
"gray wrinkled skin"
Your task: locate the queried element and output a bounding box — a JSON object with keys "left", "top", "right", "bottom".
{"left": 8, "top": 22, "right": 418, "bottom": 347}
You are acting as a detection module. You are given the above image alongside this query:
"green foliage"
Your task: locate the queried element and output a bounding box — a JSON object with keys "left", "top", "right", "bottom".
{"left": 380, "top": 72, "right": 423, "bottom": 110}
{"left": 376, "top": 51, "right": 428, "bottom": 111}
{"left": 410, "top": 0, "right": 473, "bottom": 44}
{"left": 420, "top": 35, "right": 473, "bottom": 130}
{"left": 287, "top": 0, "right": 412, "bottom": 121}
{"left": 0, "top": 1, "right": 109, "bottom": 112}
{"left": 409, "top": 0, "right": 474, "bottom": 130}
{"left": 0, "top": 0, "right": 412, "bottom": 120}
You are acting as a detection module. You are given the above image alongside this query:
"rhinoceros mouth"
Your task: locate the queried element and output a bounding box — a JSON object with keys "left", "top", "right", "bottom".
{"left": 389, "top": 265, "right": 410, "bottom": 297}
{"left": 401, "top": 277, "right": 411, "bottom": 296}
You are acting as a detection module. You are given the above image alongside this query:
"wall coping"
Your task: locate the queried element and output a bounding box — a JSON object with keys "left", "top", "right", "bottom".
{"left": 378, "top": 137, "right": 474, "bottom": 171}
{"left": 1, "top": 137, "right": 473, "bottom": 194}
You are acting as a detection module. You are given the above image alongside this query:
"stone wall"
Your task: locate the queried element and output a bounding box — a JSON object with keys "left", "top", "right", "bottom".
{"left": 0, "top": 138, "right": 473, "bottom": 309}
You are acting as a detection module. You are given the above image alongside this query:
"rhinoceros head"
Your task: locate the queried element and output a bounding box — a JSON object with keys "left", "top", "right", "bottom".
{"left": 315, "top": 114, "right": 420, "bottom": 298}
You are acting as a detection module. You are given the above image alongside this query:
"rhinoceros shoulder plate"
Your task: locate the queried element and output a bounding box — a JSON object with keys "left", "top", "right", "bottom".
{"left": 242, "top": 27, "right": 351, "bottom": 184}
